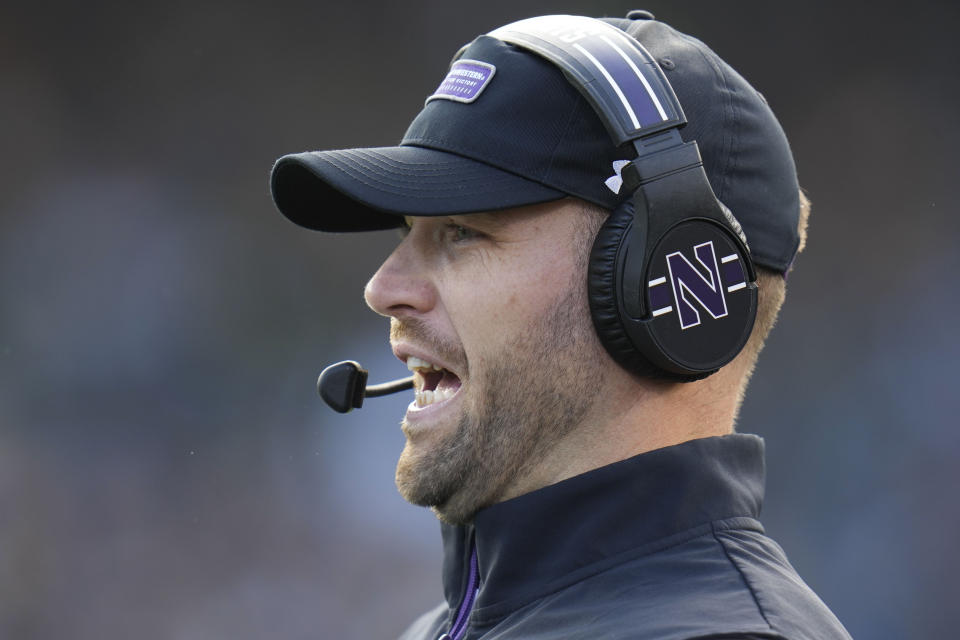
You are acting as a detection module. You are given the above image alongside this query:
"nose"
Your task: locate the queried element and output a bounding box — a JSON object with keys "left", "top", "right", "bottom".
{"left": 364, "top": 235, "right": 437, "bottom": 319}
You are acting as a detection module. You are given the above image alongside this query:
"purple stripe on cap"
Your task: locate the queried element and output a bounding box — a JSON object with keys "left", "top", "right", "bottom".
{"left": 427, "top": 60, "right": 496, "bottom": 104}
{"left": 576, "top": 34, "right": 665, "bottom": 128}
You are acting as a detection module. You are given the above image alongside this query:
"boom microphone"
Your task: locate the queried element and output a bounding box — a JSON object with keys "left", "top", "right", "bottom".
{"left": 317, "top": 360, "right": 414, "bottom": 413}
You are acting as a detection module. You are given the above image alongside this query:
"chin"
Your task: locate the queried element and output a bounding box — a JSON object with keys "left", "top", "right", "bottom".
{"left": 394, "top": 434, "right": 493, "bottom": 526}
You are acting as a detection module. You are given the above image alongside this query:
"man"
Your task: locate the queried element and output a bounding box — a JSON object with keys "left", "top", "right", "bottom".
{"left": 270, "top": 10, "right": 852, "bottom": 640}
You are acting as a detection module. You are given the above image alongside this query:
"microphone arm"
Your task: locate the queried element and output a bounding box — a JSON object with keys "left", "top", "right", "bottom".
{"left": 317, "top": 360, "right": 414, "bottom": 413}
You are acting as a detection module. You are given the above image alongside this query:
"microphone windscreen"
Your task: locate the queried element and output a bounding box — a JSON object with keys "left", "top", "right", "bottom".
{"left": 317, "top": 361, "right": 368, "bottom": 413}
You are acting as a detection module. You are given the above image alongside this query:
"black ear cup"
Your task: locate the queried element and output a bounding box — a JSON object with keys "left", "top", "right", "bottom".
{"left": 588, "top": 201, "right": 669, "bottom": 380}
{"left": 588, "top": 198, "right": 758, "bottom": 382}
{"left": 640, "top": 217, "right": 757, "bottom": 377}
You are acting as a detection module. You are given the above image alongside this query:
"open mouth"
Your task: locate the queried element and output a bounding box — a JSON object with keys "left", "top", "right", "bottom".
{"left": 406, "top": 356, "right": 462, "bottom": 408}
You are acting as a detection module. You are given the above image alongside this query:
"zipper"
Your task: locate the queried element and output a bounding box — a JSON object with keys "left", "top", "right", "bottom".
{"left": 439, "top": 544, "right": 479, "bottom": 640}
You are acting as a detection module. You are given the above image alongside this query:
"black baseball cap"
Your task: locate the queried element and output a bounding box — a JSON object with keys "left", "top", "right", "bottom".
{"left": 270, "top": 10, "right": 801, "bottom": 273}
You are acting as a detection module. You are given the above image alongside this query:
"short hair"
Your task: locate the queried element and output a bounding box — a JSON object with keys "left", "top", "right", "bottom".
{"left": 728, "top": 190, "right": 810, "bottom": 412}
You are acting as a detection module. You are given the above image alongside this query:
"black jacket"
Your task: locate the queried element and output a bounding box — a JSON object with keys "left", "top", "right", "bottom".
{"left": 398, "top": 435, "right": 851, "bottom": 640}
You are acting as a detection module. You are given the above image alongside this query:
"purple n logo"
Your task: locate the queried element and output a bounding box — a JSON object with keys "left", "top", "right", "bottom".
{"left": 665, "top": 241, "right": 729, "bottom": 330}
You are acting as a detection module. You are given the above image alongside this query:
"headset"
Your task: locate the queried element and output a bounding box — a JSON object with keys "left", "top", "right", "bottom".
{"left": 319, "top": 15, "right": 757, "bottom": 411}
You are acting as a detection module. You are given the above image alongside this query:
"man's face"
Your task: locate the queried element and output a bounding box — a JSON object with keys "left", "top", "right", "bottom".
{"left": 364, "top": 200, "right": 611, "bottom": 524}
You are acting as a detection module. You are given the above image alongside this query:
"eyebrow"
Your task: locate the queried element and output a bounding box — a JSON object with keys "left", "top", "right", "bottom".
{"left": 449, "top": 212, "right": 514, "bottom": 232}
{"left": 404, "top": 213, "right": 513, "bottom": 232}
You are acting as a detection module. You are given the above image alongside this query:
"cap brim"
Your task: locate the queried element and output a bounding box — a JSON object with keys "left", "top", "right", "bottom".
{"left": 270, "top": 145, "right": 566, "bottom": 232}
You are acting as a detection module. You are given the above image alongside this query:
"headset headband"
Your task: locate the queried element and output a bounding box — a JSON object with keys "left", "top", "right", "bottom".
{"left": 489, "top": 16, "right": 684, "bottom": 155}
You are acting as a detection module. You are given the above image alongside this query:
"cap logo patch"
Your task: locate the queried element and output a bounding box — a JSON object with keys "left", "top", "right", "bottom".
{"left": 426, "top": 60, "right": 496, "bottom": 104}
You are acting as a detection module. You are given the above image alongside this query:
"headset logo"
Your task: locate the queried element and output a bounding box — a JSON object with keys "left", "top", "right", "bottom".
{"left": 648, "top": 241, "right": 747, "bottom": 330}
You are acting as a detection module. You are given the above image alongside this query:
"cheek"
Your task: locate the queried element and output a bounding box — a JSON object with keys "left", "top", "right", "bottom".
{"left": 449, "top": 252, "right": 579, "bottom": 353}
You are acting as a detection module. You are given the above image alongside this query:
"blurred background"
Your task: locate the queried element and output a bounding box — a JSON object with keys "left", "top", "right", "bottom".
{"left": 2, "top": 0, "right": 957, "bottom": 638}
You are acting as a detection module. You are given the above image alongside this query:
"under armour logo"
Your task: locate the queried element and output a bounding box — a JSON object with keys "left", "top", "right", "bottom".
{"left": 604, "top": 160, "right": 631, "bottom": 194}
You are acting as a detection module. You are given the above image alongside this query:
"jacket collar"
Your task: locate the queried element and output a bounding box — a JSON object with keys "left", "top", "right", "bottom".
{"left": 440, "top": 434, "right": 766, "bottom": 617}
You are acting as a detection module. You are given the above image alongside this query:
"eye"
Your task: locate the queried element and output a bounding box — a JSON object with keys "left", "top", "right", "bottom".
{"left": 444, "top": 222, "right": 482, "bottom": 243}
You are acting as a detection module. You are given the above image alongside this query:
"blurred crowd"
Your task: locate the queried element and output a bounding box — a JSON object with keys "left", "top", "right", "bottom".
{"left": 1, "top": 1, "right": 957, "bottom": 638}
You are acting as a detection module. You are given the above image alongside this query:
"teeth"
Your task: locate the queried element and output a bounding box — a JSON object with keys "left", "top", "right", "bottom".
{"left": 406, "top": 355, "right": 458, "bottom": 408}
{"left": 406, "top": 355, "right": 444, "bottom": 372}
{"left": 414, "top": 386, "right": 457, "bottom": 408}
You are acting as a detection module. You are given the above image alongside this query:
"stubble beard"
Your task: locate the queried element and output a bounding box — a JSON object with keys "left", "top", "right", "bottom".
{"left": 394, "top": 283, "right": 607, "bottom": 525}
